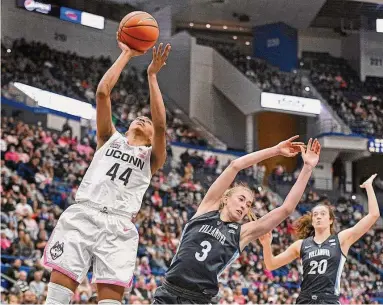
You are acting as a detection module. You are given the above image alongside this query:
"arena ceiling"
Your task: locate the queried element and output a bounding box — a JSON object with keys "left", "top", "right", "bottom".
{"left": 105, "top": 0, "right": 327, "bottom": 29}
{"left": 60, "top": 0, "right": 383, "bottom": 30}
{"left": 311, "top": 0, "right": 383, "bottom": 29}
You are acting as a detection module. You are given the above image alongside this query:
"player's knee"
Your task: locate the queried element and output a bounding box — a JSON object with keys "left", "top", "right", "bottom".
{"left": 98, "top": 299, "right": 121, "bottom": 305}
{"left": 45, "top": 282, "right": 74, "bottom": 305}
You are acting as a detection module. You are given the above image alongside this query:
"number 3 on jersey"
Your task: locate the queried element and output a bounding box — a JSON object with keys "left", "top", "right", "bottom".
{"left": 195, "top": 240, "right": 212, "bottom": 262}
{"left": 106, "top": 163, "right": 132, "bottom": 186}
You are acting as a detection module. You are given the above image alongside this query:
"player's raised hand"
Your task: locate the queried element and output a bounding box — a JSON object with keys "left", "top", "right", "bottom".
{"left": 116, "top": 32, "right": 146, "bottom": 57}
{"left": 360, "top": 174, "right": 377, "bottom": 189}
{"left": 147, "top": 43, "right": 171, "bottom": 76}
{"left": 301, "top": 138, "right": 321, "bottom": 169}
{"left": 259, "top": 232, "right": 273, "bottom": 246}
{"left": 276, "top": 135, "right": 305, "bottom": 157}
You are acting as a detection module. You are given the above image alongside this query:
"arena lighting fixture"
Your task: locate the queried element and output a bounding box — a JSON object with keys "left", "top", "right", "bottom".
{"left": 189, "top": 22, "right": 194, "bottom": 27}
{"left": 233, "top": 35, "right": 238, "bottom": 40}
{"left": 223, "top": 25, "right": 228, "bottom": 29}
{"left": 377, "top": 19, "right": 383, "bottom": 33}
{"left": 245, "top": 41, "right": 250, "bottom": 45}
{"left": 206, "top": 24, "right": 211, "bottom": 28}
{"left": 13, "top": 82, "right": 95, "bottom": 120}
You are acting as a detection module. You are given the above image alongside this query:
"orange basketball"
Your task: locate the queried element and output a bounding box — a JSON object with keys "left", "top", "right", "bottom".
{"left": 118, "top": 11, "right": 159, "bottom": 52}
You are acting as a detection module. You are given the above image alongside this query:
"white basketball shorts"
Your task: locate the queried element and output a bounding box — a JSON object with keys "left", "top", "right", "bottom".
{"left": 42, "top": 203, "right": 138, "bottom": 288}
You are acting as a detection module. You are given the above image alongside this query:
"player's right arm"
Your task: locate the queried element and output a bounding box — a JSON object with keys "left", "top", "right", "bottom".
{"left": 259, "top": 232, "right": 302, "bottom": 270}
{"left": 239, "top": 139, "right": 321, "bottom": 250}
{"left": 193, "top": 136, "right": 304, "bottom": 218}
{"left": 96, "top": 39, "right": 145, "bottom": 149}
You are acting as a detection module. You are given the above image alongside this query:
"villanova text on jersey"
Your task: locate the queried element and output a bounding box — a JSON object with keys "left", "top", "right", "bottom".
{"left": 308, "top": 248, "right": 331, "bottom": 259}
{"left": 198, "top": 225, "right": 226, "bottom": 245}
{"left": 300, "top": 235, "right": 346, "bottom": 296}
{"left": 164, "top": 211, "right": 241, "bottom": 297}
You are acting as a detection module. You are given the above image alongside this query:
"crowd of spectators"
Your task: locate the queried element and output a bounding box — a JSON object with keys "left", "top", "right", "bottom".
{"left": 303, "top": 52, "right": 383, "bottom": 137}
{"left": 1, "top": 39, "right": 206, "bottom": 146}
{"left": 1, "top": 37, "right": 382, "bottom": 304}
{"left": 197, "top": 38, "right": 312, "bottom": 98}
{"left": 1, "top": 116, "right": 382, "bottom": 304}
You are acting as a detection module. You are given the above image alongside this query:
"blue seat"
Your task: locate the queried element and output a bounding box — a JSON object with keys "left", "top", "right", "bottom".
{"left": 1, "top": 264, "right": 10, "bottom": 273}
{"left": 1, "top": 279, "right": 10, "bottom": 289}
{"left": 19, "top": 265, "right": 31, "bottom": 273}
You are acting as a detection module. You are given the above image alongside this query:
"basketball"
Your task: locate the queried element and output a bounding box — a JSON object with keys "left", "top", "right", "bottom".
{"left": 118, "top": 11, "right": 159, "bottom": 52}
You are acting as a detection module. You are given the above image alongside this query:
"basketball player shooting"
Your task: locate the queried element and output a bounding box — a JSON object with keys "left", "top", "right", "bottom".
{"left": 153, "top": 138, "right": 321, "bottom": 304}
{"left": 43, "top": 41, "right": 171, "bottom": 305}
{"left": 259, "top": 173, "right": 380, "bottom": 304}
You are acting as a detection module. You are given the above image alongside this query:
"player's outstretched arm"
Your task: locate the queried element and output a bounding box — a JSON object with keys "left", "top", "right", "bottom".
{"left": 147, "top": 43, "right": 171, "bottom": 174}
{"left": 338, "top": 174, "right": 380, "bottom": 253}
{"left": 239, "top": 139, "right": 321, "bottom": 251}
{"left": 194, "top": 136, "right": 304, "bottom": 218}
{"left": 259, "top": 232, "right": 302, "bottom": 270}
{"left": 96, "top": 39, "right": 145, "bottom": 149}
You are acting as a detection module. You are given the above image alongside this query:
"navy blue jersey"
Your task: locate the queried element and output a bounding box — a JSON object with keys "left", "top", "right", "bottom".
{"left": 164, "top": 210, "right": 241, "bottom": 296}
{"left": 300, "top": 234, "right": 346, "bottom": 296}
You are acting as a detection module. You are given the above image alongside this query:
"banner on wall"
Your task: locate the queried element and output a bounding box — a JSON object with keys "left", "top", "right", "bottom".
{"left": 253, "top": 22, "right": 298, "bottom": 72}
{"left": 368, "top": 138, "right": 383, "bottom": 154}
{"left": 60, "top": 7, "right": 81, "bottom": 24}
{"left": 16, "top": 0, "right": 59, "bottom": 16}
{"left": 360, "top": 31, "right": 383, "bottom": 79}
{"left": 261, "top": 92, "right": 321, "bottom": 116}
{"left": 16, "top": 0, "right": 104, "bottom": 29}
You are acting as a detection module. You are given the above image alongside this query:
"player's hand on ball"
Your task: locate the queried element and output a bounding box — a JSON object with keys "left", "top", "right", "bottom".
{"left": 276, "top": 135, "right": 305, "bottom": 157}
{"left": 147, "top": 43, "right": 171, "bottom": 76}
{"left": 116, "top": 32, "right": 146, "bottom": 57}
{"left": 301, "top": 138, "right": 321, "bottom": 169}
{"left": 360, "top": 174, "right": 377, "bottom": 189}
{"left": 259, "top": 232, "right": 272, "bottom": 246}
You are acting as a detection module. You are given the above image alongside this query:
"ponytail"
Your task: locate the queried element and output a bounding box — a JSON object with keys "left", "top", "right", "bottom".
{"left": 293, "top": 213, "right": 315, "bottom": 239}
{"left": 247, "top": 209, "right": 257, "bottom": 222}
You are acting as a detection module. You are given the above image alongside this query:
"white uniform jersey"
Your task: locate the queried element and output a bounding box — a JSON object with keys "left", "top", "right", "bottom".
{"left": 76, "top": 131, "right": 152, "bottom": 215}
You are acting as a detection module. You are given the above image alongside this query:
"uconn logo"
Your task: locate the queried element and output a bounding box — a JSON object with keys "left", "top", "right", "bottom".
{"left": 105, "top": 149, "right": 145, "bottom": 170}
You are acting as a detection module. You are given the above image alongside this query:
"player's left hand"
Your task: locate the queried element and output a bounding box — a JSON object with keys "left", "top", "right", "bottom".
{"left": 360, "top": 174, "right": 377, "bottom": 189}
{"left": 301, "top": 138, "right": 321, "bottom": 169}
{"left": 147, "top": 43, "right": 171, "bottom": 76}
{"left": 276, "top": 135, "right": 305, "bottom": 157}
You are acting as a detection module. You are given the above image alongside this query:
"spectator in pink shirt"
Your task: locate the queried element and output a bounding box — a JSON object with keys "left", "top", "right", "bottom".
{"left": 1, "top": 232, "right": 11, "bottom": 251}
{"left": 233, "top": 284, "right": 246, "bottom": 304}
{"left": 5, "top": 145, "right": 19, "bottom": 163}
{"left": 151, "top": 190, "right": 162, "bottom": 208}
{"left": 17, "top": 147, "right": 30, "bottom": 163}
{"left": 138, "top": 256, "right": 152, "bottom": 276}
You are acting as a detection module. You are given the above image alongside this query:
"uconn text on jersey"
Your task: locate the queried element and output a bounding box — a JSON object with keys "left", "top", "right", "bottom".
{"left": 105, "top": 148, "right": 146, "bottom": 170}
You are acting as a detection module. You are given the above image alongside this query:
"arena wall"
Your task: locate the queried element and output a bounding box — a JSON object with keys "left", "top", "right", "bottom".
{"left": 189, "top": 43, "right": 246, "bottom": 150}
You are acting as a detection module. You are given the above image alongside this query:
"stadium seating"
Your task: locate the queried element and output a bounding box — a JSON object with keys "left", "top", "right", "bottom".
{"left": 303, "top": 52, "right": 383, "bottom": 137}
{"left": 196, "top": 38, "right": 313, "bottom": 99}
{"left": 196, "top": 38, "right": 383, "bottom": 138}
{"left": 1, "top": 39, "right": 207, "bottom": 147}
